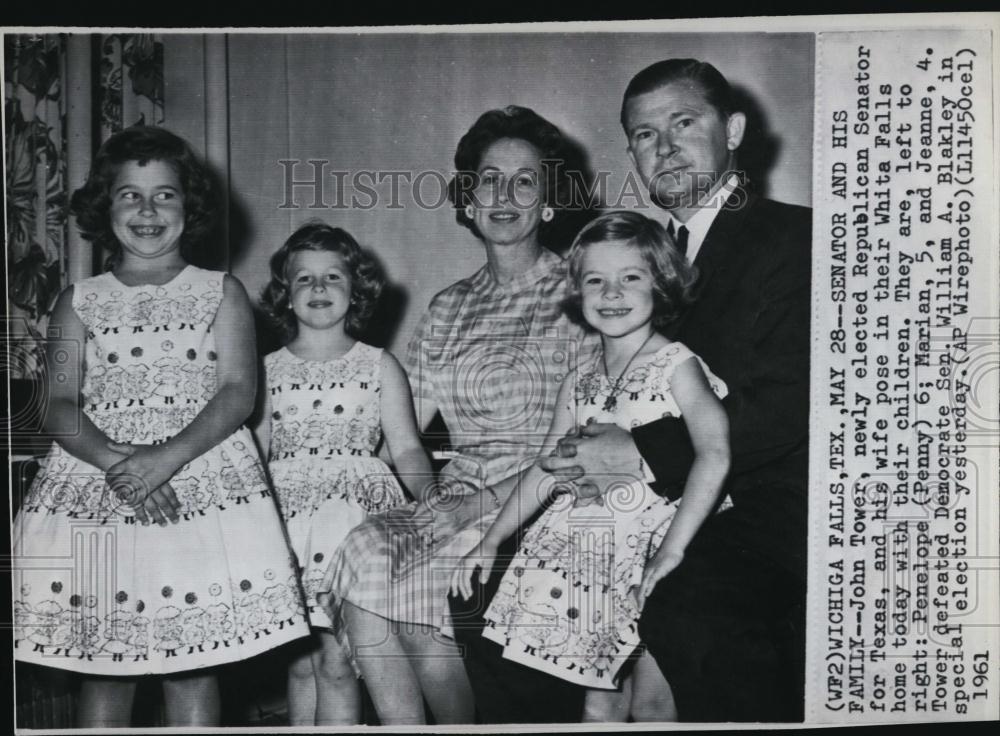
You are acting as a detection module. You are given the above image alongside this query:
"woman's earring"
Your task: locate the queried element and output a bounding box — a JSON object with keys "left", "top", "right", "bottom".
{"left": 541, "top": 206, "right": 554, "bottom": 222}
{"left": 464, "top": 204, "right": 475, "bottom": 220}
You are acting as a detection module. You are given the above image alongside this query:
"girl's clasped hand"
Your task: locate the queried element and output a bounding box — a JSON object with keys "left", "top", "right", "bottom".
{"left": 104, "top": 441, "right": 182, "bottom": 525}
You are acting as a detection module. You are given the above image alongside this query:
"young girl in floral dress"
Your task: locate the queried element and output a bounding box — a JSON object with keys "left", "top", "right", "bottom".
{"left": 452, "top": 211, "right": 731, "bottom": 722}
{"left": 257, "top": 222, "right": 427, "bottom": 725}
{"left": 12, "top": 127, "right": 308, "bottom": 727}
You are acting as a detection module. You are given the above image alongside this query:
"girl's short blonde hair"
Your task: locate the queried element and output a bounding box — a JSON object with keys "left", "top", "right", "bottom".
{"left": 565, "top": 211, "right": 697, "bottom": 329}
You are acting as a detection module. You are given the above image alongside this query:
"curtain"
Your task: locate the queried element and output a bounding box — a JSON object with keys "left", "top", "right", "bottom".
{"left": 98, "top": 33, "right": 165, "bottom": 138}
{"left": 5, "top": 34, "right": 68, "bottom": 380}
{"left": 4, "top": 33, "right": 164, "bottom": 380}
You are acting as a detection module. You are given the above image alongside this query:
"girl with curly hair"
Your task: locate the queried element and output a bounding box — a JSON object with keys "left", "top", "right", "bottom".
{"left": 257, "top": 221, "right": 430, "bottom": 725}
{"left": 13, "top": 126, "right": 309, "bottom": 727}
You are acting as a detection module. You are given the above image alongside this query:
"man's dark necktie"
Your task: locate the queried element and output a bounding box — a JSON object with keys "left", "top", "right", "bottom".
{"left": 667, "top": 221, "right": 690, "bottom": 258}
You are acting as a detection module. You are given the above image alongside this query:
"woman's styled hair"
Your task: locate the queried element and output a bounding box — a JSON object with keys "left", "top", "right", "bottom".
{"left": 70, "top": 126, "right": 217, "bottom": 271}
{"left": 260, "top": 221, "right": 384, "bottom": 341}
{"left": 447, "top": 105, "right": 578, "bottom": 243}
{"left": 565, "top": 210, "right": 697, "bottom": 329}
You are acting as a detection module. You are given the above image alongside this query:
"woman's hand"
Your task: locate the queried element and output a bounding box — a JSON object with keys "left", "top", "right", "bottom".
{"left": 449, "top": 539, "right": 498, "bottom": 601}
{"left": 105, "top": 442, "right": 183, "bottom": 526}
{"left": 636, "top": 547, "right": 685, "bottom": 609}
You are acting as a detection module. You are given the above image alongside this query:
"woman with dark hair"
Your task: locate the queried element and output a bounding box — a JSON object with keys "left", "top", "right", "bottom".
{"left": 323, "top": 106, "right": 591, "bottom": 724}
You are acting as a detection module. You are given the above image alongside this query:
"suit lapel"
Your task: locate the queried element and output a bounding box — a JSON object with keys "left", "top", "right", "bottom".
{"left": 670, "top": 190, "right": 758, "bottom": 335}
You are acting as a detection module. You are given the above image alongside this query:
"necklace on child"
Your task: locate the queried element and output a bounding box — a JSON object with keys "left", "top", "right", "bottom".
{"left": 600, "top": 331, "right": 655, "bottom": 413}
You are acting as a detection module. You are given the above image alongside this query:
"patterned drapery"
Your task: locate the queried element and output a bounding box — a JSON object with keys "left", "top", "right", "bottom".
{"left": 98, "top": 33, "right": 165, "bottom": 138}
{"left": 5, "top": 34, "right": 67, "bottom": 380}
{"left": 4, "top": 33, "right": 164, "bottom": 380}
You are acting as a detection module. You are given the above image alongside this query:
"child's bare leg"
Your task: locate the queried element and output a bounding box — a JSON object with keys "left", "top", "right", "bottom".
{"left": 313, "top": 629, "right": 360, "bottom": 725}
{"left": 344, "top": 602, "right": 425, "bottom": 724}
{"left": 629, "top": 649, "right": 677, "bottom": 722}
{"left": 287, "top": 645, "right": 318, "bottom": 725}
{"left": 398, "top": 625, "right": 474, "bottom": 724}
{"left": 162, "top": 670, "right": 221, "bottom": 726}
{"left": 78, "top": 677, "right": 137, "bottom": 728}
{"left": 582, "top": 681, "right": 631, "bottom": 723}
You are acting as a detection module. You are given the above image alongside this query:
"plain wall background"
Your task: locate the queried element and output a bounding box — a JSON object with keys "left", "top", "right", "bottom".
{"left": 165, "top": 32, "right": 814, "bottom": 354}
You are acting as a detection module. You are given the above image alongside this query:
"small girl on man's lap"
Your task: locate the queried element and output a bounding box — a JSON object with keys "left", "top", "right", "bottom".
{"left": 257, "top": 222, "right": 429, "bottom": 725}
{"left": 452, "top": 210, "right": 732, "bottom": 722}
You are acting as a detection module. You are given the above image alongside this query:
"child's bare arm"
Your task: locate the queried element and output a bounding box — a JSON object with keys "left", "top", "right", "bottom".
{"left": 379, "top": 351, "right": 434, "bottom": 502}
{"left": 253, "top": 371, "right": 273, "bottom": 462}
{"left": 377, "top": 358, "right": 441, "bottom": 468}
{"left": 44, "top": 287, "right": 132, "bottom": 472}
{"left": 485, "top": 372, "right": 578, "bottom": 539}
{"left": 638, "top": 357, "right": 730, "bottom": 605}
{"left": 450, "top": 374, "right": 577, "bottom": 600}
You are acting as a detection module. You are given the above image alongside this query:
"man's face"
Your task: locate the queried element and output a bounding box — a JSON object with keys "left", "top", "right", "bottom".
{"left": 624, "top": 80, "right": 745, "bottom": 221}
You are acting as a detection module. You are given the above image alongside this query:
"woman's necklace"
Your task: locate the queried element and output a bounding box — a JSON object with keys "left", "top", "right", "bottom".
{"left": 600, "top": 332, "right": 655, "bottom": 413}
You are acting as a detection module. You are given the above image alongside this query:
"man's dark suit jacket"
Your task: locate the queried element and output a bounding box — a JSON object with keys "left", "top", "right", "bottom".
{"left": 634, "top": 190, "right": 812, "bottom": 577}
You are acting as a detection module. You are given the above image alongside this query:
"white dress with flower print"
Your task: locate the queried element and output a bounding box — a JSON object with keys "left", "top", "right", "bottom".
{"left": 12, "top": 266, "right": 308, "bottom": 676}
{"left": 264, "top": 343, "right": 407, "bottom": 628}
{"left": 481, "top": 342, "right": 729, "bottom": 689}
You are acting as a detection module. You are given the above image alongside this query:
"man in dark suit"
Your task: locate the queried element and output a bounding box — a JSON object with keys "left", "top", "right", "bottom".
{"left": 541, "top": 58, "right": 811, "bottom": 722}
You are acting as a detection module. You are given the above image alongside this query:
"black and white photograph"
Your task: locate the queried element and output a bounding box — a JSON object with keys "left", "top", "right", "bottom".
{"left": 5, "top": 17, "right": 998, "bottom": 731}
